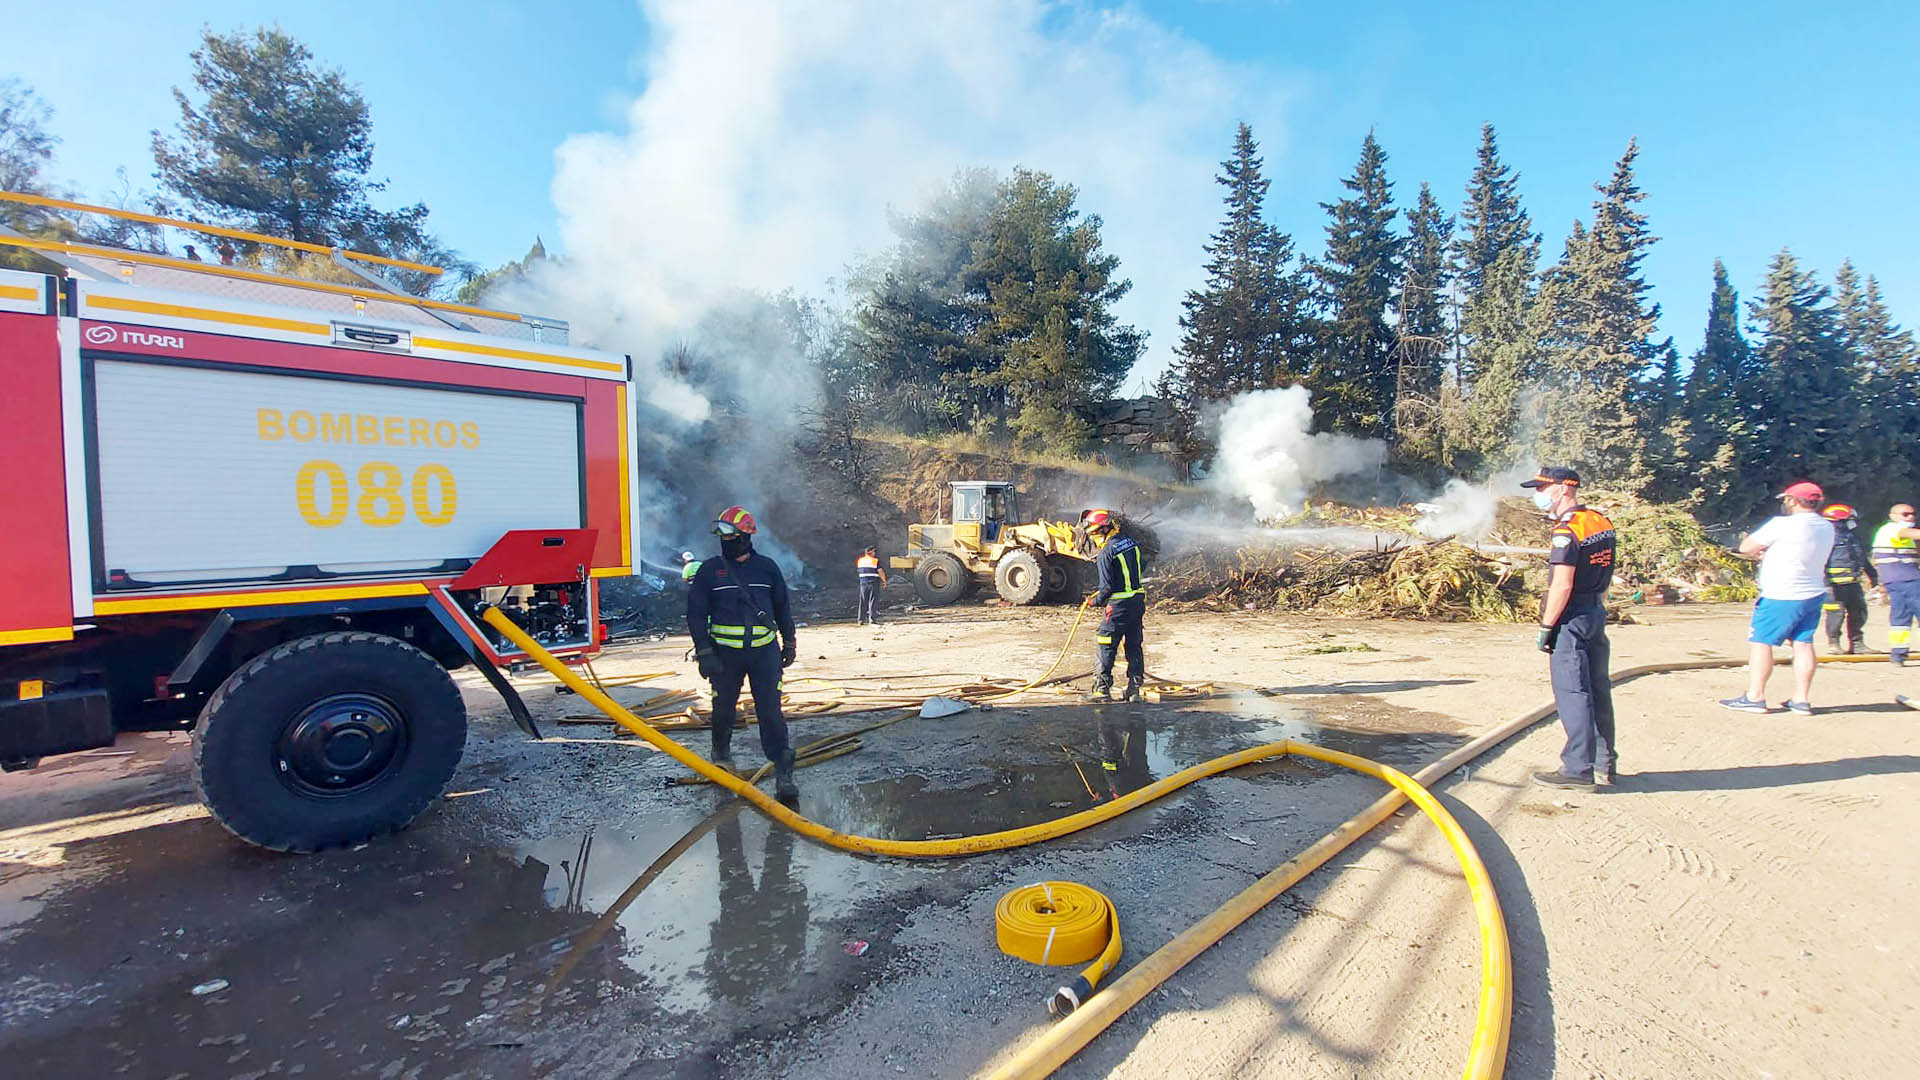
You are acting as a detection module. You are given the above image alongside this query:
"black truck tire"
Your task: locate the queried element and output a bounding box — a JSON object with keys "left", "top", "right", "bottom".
{"left": 1043, "top": 555, "right": 1088, "bottom": 602}
{"left": 192, "top": 631, "right": 467, "bottom": 853}
{"left": 995, "top": 549, "right": 1046, "bottom": 605}
{"left": 913, "top": 552, "right": 971, "bottom": 606}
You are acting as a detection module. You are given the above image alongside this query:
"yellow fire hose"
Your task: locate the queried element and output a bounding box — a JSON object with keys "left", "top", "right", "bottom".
{"left": 483, "top": 605, "right": 1511, "bottom": 1076}
{"left": 996, "top": 881, "right": 1124, "bottom": 1017}
{"left": 489, "top": 601, "right": 1893, "bottom": 1080}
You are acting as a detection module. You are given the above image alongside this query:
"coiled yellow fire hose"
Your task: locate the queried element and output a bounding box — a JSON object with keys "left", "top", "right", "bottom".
{"left": 482, "top": 606, "right": 1511, "bottom": 1077}
{"left": 995, "top": 881, "right": 1124, "bottom": 1017}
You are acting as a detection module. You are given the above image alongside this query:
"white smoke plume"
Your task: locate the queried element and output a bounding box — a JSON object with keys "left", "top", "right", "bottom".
{"left": 1412, "top": 461, "right": 1544, "bottom": 543}
{"left": 1210, "top": 386, "right": 1388, "bottom": 521}
{"left": 525, "top": 0, "right": 1268, "bottom": 395}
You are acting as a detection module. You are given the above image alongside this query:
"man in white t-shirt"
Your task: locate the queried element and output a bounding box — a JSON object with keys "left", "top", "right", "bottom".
{"left": 1719, "top": 481, "right": 1836, "bottom": 714}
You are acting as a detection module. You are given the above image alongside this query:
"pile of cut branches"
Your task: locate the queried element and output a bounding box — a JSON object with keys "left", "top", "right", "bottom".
{"left": 1153, "top": 539, "right": 1540, "bottom": 622}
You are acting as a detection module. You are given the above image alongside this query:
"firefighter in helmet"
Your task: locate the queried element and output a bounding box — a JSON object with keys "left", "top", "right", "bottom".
{"left": 1085, "top": 509, "right": 1146, "bottom": 702}
{"left": 685, "top": 505, "right": 800, "bottom": 800}
{"left": 680, "top": 550, "right": 701, "bottom": 584}
{"left": 1820, "top": 503, "right": 1878, "bottom": 654}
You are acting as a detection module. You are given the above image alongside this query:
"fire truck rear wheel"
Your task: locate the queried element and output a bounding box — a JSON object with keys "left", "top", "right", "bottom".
{"left": 192, "top": 631, "right": 467, "bottom": 853}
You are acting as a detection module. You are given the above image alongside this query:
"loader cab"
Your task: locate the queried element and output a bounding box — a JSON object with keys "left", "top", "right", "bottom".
{"left": 951, "top": 481, "right": 1017, "bottom": 547}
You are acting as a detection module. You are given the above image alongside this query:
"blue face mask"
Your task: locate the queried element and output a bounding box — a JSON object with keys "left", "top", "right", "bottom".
{"left": 1531, "top": 489, "right": 1555, "bottom": 512}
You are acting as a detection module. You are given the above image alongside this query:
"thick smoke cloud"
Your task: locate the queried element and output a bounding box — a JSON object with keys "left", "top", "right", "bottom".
{"left": 537, "top": 0, "right": 1270, "bottom": 395}
{"left": 1210, "top": 386, "right": 1387, "bottom": 520}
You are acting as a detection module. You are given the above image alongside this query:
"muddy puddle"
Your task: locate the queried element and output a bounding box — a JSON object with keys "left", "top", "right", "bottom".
{"left": 0, "top": 696, "right": 1468, "bottom": 1076}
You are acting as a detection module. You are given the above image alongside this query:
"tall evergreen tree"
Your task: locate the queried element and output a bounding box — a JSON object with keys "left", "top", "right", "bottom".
{"left": 1168, "top": 122, "right": 1312, "bottom": 408}
{"left": 1535, "top": 140, "right": 1661, "bottom": 490}
{"left": 1833, "top": 261, "right": 1920, "bottom": 507}
{"left": 151, "top": 27, "right": 468, "bottom": 292}
{"left": 1680, "top": 260, "right": 1757, "bottom": 519}
{"left": 1453, "top": 124, "right": 1537, "bottom": 385}
{"left": 1746, "top": 249, "right": 1860, "bottom": 502}
{"left": 1312, "top": 131, "right": 1403, "bottom": 438}
{"left": 1394, "top": 181, "right": 1454, "bottom": 462}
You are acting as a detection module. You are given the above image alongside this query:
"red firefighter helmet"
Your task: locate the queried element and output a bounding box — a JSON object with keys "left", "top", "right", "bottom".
{"left": 714, "top": 505, "right": 758, "bottom": 536}
{"left": 1821, "top": 503, "right": 1856, "bottom": 521}
{"left": 1083, "top": 508, "right": 1115, "bottom": 534}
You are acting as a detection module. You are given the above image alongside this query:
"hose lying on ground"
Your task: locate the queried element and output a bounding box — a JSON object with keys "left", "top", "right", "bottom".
{"left": 483, "top": 606, "right": 1509, "bottom": 1077}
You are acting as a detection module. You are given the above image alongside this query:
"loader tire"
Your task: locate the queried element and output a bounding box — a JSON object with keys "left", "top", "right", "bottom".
{"left": 914, "top": 552, "right": 971, "bottom": 606}
{"left": 1042, "top": 556, "right": 1085, "bottom": 601}
{"left": 994, "top": 549, "right": 1046, "bottom": 605}
{"left": 192, "top": 631, "right": 467, "bottom": 853}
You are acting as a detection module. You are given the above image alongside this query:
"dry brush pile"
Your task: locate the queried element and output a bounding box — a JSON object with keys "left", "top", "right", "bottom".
{"left": 1153, "top": 540, "right": 1541, "bottom": 622}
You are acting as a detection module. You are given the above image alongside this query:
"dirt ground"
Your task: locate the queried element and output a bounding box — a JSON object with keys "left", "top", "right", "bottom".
{"left": 2, "top": 593, "right": 1917, "bottom": 1078}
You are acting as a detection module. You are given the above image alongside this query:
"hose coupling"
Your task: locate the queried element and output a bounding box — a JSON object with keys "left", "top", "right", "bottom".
{"left": 1048, "top": 975, "right": 1093, "bottom": 1018}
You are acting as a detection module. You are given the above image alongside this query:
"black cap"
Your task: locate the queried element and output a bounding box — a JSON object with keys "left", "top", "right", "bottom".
{"left": 1520, "top": 466, "right": 1581, "bottom": 489}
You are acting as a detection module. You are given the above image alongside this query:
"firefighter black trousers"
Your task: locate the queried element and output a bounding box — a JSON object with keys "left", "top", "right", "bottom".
{"left": 1096, "top": 600, "right": 1145, "bottom": 685}
{"left": 858, "top": 582, "right": 881, "bottom": 624}
{"left": 1549, "top": 600, "right": 1615, "bottom": 779}
{"left": 1824, "top": 582, "right": 1869, "bottom": 647}
{"left": 709, "top": 643, "right": 791, "bottom": 764}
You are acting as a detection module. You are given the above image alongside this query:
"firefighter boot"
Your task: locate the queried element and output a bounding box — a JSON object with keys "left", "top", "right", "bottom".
{"left": 1121, "top": 675, "right": 1143, "bottom": 702}
{"left": 1828, "top": 633, "right": 1843, "bottom": 653}
{"left": 1088, "top": 674, "right": 1113, "bottom": 703}
{"left": 1849, "top": 635, "right": 1866, "bottom": 655}
{"left": 774, "top": 749, "right": 800, "bottom": 802}
{"left": 710, "top": 729, "right": 737, "bottom": 776}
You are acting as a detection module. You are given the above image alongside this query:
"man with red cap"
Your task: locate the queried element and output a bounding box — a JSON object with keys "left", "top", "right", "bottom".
{"left": 1720, "top": 481, "right": 1835, "bottom": 715}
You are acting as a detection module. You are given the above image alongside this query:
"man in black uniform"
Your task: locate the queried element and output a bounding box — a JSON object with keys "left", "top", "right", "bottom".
{"left": 1522, "top": 467, "right": 1618, "bottom": 792}
{"left": 1819, "top": 503, "right": 1878, "bottom": 654}
{"left": 1085, "top": 509, "right": 1146, "bottom": 702}
{"left": 686, "top": 505, "right": 800, "bottom": 801}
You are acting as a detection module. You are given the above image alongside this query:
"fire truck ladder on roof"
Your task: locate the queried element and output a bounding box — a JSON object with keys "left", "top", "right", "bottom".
{"left": 0, "top": 190, "right": 570, "bottom": 343}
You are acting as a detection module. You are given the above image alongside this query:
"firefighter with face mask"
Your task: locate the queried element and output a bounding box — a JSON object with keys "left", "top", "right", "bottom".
{"left": 686, "top": 506, "right": 800, "bottom": 800}
{"left": 1085, "top": 509, "right": 1146, "bottom": 702}
{"left": 1820, "top": 504, "right": 1878, "bottom": 654}
{"left": 1523, "top": 467, "right": 1618, "bottom": 792}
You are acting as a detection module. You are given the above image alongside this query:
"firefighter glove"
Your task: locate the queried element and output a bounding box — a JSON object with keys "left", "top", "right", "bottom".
{"left": 695, "top": 648, "right": 724, "bottom": 680}
{"left": 780, "top": 638, "right": 797, "bottom": 668}
{"left": 1536, "top": 625, "right": 1560, "bottom": 653}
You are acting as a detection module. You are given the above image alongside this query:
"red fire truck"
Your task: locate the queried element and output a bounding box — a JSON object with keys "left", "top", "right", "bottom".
{"left": 0, "top": 195, "right": 638, "bottom": 851}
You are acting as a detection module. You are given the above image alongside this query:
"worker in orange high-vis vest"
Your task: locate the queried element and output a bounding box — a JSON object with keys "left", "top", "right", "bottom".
{"left": 855, "top": 546, "right": 888, "bottom": 625}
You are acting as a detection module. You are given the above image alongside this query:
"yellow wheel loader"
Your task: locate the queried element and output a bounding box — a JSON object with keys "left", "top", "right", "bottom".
{"left": 890, "top": 482, "right": 1096, "bottom": 607}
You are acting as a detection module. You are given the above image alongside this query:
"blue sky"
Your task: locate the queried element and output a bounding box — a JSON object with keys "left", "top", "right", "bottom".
{"left": 10, "top": 0, "right": 1917, "bottom": 385}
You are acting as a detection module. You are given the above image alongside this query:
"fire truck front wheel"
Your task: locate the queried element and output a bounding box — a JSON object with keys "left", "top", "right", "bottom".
{"left": 192, "top": 631, "right": 467, "bottom": 853}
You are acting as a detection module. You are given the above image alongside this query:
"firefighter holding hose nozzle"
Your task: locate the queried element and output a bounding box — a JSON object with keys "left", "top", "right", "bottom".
{"left": 1086, "top": 509, "right": 1147, "bottom": 703}
{"left": 686, "top": 505, "right": 800, "bottom": 801}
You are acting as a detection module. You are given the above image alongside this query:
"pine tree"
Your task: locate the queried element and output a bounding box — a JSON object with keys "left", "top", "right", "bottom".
{"left": 1312, "top": 131, "right": 1403, "bottom": 439}
{"left": 1746, "top": 249, "right": 1860, "bottom": 502}
{"left": 1453, "top": 124, "right": 1537, "bottom": 385}
{"left": 150, "top": 27, "right": 468, "bottom": 292}
{"left": 1535, "top": 140, "right": 1661, "bottom": 490}
{"left": 1393, "top": 181, "right": 1454, "bottom": 463}
{"left": 1680, "top": 260, "right": 1756, "bottom": 520}
{"left": 1833, "top": 261, "right": 1920, "bottom": 509}
{"left": 1168, "top": 123, "right": 1312, "bottom": 408}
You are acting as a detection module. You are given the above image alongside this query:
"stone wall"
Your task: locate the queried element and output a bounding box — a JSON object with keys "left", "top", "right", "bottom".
{"left": 1090, "top": 396, "right": 1181, "bottom": 456}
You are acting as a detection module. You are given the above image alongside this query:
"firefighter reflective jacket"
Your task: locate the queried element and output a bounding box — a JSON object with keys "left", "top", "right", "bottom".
{"left": 1094, "top": 535, "right": 1145, "bottom": 607}
{"left": 687, "top": 553, "right": 795, "bottom": 651}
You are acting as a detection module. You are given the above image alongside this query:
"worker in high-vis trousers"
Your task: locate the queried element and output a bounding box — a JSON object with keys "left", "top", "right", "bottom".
{"left": 855, "top": 546, "right": 887, "bottom": 625}
{"left": 1874, "top": 503, "right": 1920, "bottom": 666}
{"left": 686, "top": 505, "right": 800, "bottom": 800}
{"left": 1086, "top": 509, "right": 1146, "bottom": 702}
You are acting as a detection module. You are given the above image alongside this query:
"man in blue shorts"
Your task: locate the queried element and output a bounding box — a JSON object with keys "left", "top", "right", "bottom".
{"left": 1720, "top": 481, "right": 1836, "bottom": 715}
